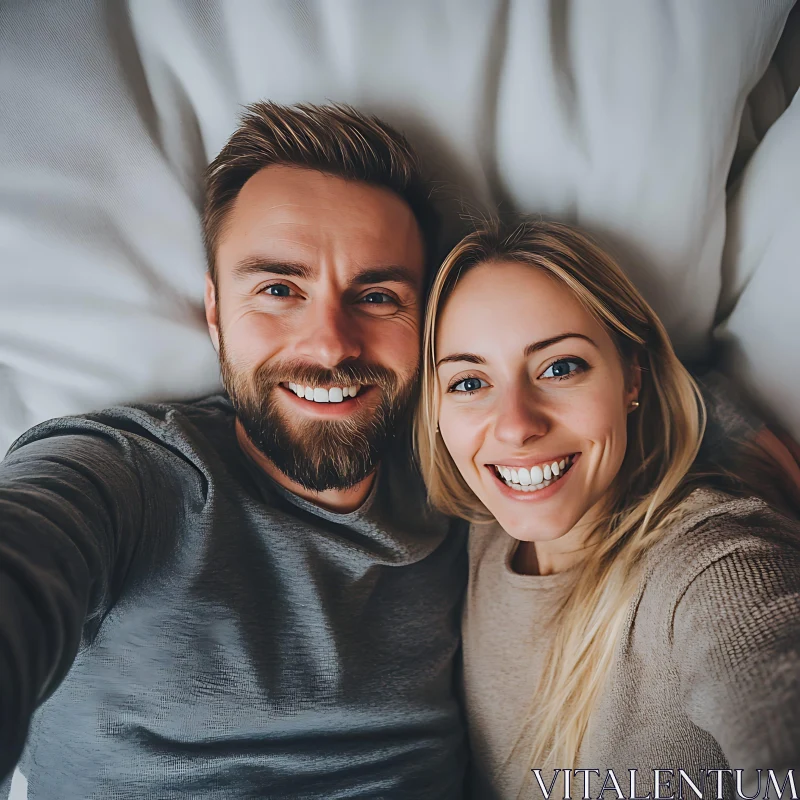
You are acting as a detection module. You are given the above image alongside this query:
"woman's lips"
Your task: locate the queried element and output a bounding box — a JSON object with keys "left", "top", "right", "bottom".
{"left": 486, "top": 453, "right": 580, "bottom": 502}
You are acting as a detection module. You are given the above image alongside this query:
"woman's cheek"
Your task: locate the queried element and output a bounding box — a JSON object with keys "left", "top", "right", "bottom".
{"left": 570, "top": 383, "right": 624, "bottom": 442}
{"left": 441, "top": 412, "right": 481, "bottom": 478}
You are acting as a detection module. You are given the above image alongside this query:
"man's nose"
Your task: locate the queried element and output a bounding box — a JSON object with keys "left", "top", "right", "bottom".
{"left": 492, "top": 386, "right": 549, "bottom": 448}
{"left": 293, "top": 299, "right": 363, "bottom": 368}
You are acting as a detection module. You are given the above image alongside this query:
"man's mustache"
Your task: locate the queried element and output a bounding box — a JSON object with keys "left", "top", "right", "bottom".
{"left": 253, "top": 360, "right": 400, "bottom": 393}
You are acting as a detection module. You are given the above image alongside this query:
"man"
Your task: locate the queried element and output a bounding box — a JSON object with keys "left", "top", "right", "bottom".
{"left": 0, "top": 103, "right": 467, "bottom": 799}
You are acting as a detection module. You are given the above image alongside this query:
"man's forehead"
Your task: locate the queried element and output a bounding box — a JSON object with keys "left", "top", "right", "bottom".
{"left": 232, "top": 165, "right": 415, "bottom": 234}
{"left": 217, "top": 165, "right": 424, "bottom": 270}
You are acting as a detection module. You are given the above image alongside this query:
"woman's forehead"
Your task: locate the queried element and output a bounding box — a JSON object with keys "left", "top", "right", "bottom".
{"left": 436, "top": 261, "right": 603, "bottom": 353}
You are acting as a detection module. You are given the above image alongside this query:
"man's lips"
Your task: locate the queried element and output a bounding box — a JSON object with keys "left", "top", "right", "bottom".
{"left": 277, "top": 383, "right": 376, "bottom": 416}
{"left": 281, "top": 381, "right": 363, "bottom": 404}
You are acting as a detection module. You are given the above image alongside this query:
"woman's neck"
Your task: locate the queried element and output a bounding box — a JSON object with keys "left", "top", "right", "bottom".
{"left": 511, "top": 507, "right": 604, "bottom": 576}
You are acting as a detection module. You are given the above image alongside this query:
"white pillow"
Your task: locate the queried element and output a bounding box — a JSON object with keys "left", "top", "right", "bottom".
{"left": 0, "top": 0, "right": 794, "bottom": 454}
{"left": 716, "top": 87, "right": 800, "bottom": 439}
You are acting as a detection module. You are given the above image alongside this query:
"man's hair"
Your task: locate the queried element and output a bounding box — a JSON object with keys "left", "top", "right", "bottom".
{"left": 203, "top": 101, "right": 438, "bottom": 282}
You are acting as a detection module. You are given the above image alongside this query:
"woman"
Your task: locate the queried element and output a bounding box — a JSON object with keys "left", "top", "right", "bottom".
{"left": 415, "top": 220, "right": 800, "bottom": 799}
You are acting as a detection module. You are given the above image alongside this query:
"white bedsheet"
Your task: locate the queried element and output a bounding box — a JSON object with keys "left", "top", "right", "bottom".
{"left": 0, "top": 0, "right": 796, "bottom": 456}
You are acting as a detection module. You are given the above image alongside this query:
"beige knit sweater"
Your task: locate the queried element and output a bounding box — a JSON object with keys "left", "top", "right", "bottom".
{"left": 462, "top": 489, "right": 800, "bottom": 800}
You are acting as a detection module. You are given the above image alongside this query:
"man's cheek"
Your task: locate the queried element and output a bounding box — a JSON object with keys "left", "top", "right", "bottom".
{"left": 371, "top": 328, "right": 419, "bottom": 367}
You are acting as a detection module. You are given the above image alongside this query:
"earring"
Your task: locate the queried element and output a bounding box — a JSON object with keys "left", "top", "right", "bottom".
{"left": 629, "top": 400, "right": 640, "bottom": 410}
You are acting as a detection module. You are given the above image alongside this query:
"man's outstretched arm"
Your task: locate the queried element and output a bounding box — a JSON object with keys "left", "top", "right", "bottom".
{"left": 0, "top": 424, "right": 149, "bottom": 779}
{"left": 697, "top": 370, "right": 800, "bottom": 513}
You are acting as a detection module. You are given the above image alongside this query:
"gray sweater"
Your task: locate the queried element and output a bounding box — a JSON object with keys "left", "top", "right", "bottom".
{"left": 463, "top": 489, "right": 800, "bottom": 800}
{"left": 0, "top": 395, "right": 468, "bottom": 799}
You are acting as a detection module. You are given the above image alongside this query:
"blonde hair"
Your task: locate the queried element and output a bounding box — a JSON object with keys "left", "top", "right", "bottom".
{"left": 415, "top": 218, "right": 706, "bottom": 769}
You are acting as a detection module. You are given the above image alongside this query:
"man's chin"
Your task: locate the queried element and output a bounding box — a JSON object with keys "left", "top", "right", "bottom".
{"left": 238, "top": 406, "right": 391, "bottom": 493}
{"left": 221, "top": 354, "right": 417, "bottom": 493}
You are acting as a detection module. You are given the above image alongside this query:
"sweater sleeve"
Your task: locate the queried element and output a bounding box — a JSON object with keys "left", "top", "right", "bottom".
{"left": 672, "top": 524, "right": 800, "bottom": 788}
{"left": 0, "top": 422, "right": 156, "bottom": 780}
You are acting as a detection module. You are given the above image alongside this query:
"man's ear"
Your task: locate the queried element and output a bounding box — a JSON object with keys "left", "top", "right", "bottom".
{"left": 204, "top": 272, "right": 220, "bottom": 354}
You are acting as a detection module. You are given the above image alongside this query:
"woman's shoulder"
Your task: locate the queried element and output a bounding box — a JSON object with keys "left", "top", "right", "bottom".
{"left": 641, "top": 487, "right": 800, "bottom": 618}
{"left": 656, "top": 486, "right": 799, "bottom": 554}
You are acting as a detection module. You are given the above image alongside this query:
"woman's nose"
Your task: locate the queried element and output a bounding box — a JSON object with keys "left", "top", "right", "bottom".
{"left": 492, "top": 388, "right": 549, "bottom": 447}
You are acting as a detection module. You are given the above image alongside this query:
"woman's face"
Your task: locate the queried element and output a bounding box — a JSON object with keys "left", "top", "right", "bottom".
{"left": 435, "top": 260, "right": 639, "bottom": 542}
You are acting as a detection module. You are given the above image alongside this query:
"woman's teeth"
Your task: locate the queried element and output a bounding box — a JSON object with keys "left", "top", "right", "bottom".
{"left": 493, "top": 455, "right": 574, "bottom": 492}
{"left": 286, "top": 383, "right": 361, "bottom": 403}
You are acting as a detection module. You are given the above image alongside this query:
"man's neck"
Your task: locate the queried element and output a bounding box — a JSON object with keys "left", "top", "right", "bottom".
{"left": 234, "top": 419, "right": 376, "bottom": 514}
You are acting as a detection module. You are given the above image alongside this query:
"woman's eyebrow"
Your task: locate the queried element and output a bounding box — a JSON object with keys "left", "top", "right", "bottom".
{"left": 436, "top": 352, "right": 486, "bottom": 368}
{"left": 436, "top": 333, "right": 597, "bottom": 368}
{"left": 523, "top": 332, "right": 596, "bottom": 356}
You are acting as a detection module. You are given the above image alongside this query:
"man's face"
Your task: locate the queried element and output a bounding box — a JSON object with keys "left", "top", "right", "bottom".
{"left": 205, "top": 165, "right": 426, "bottom": 491}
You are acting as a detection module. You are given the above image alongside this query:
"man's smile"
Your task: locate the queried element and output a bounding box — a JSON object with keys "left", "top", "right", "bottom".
{"left": 283, "top": 381, "right": 363, "bottom": 403}
{"left": 277, "top": 382, "right": 378, "bottom": 417}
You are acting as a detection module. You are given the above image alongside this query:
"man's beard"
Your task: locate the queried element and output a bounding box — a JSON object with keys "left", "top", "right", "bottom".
{"left": 219, "top": 337, "right": 418, "bottom": 492}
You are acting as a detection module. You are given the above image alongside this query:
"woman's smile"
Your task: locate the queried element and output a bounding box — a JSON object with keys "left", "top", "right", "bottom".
{"left": 485, "top": 452, "right": 579, "bottom": 499}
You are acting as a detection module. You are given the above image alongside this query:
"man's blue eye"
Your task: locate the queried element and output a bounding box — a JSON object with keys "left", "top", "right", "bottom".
{"left": 452, "top": 377, "right": 487, "bottom": 393}
{"left": 362, "top": 292, "right": 393, "bottom": 304}
{"left": 541, "top": 359, "right": 582, "bottom": 379}
{"left": 266, "top": 284, "right": 291, "bottom": 297}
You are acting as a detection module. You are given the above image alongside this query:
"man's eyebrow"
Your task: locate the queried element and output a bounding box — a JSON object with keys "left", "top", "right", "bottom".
{"left": 230, "top": 259, "right": 419, "bottom": 289}
{"left": 231, "top": 257, "right": 315, "bottom": 281}
{"left": 436, "top": 333, "right": 597, "bottom": 368}
{"left": 351, "top": 265, "right": 421, "bottom": 290}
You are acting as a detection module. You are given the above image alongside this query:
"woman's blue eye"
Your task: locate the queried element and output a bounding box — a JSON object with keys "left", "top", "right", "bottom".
{"left": 265, "top": 284, "right": 291, "bottom": 297}
{"left": 452, "top": 377, "right": 488, "bottom": 393}
{"left": 541, "top": 359, "right": 583, "bottom": 379}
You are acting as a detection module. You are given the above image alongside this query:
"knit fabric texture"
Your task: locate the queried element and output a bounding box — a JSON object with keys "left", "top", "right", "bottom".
{"left": 462, "top": 489, "right": 800, "bottom": 800}
{"left": 0, "top": 395, "right": 468, "bottom": 799}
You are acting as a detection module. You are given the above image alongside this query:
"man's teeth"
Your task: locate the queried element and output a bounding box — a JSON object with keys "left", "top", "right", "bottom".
{"left": 287, "top": 383, "right": 360, "bottom": 403}
{"left": 494, "top": 456, "right": 573, "bottom": 492}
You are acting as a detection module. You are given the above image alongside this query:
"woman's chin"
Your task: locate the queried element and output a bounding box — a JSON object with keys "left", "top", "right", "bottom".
{"left": 497, "top": 513, "right": 576, "bottom": 543}
{"left": 477, "top": 495, "right": 573, "bottom": 540}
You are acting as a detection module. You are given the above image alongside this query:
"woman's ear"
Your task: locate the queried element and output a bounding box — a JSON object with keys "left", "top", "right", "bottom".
{"left": 625, "top": 352, "right": 642, "bottom": 409}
